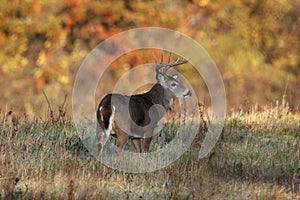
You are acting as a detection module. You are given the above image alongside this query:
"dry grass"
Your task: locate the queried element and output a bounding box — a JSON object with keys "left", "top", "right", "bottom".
{"left": 0, "top": 100, "right": 299, "bottom": 199}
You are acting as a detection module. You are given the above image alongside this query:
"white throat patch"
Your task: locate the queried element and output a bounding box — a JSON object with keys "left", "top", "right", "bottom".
{"left": 169, "top": 98, "right": 174, "bottom": 107}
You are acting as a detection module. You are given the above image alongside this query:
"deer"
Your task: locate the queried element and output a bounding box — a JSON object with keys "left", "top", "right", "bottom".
{"left": 95, "top": 50, "right": 192, "bottom": 156}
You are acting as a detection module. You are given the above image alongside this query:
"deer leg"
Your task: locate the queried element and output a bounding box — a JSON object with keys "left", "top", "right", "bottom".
{"left": 115, "top": 133, "right": 129, "bottom": 154}
{"left": 131, "top": 139, "right": 142, "bottom": 153}
{"left": 95, "top": 123, "right": 110, "bottom": 157}
{"left": 142, "top": 137, "right": 153, "bottom": 152}
{"left": 96, "top": 105, "right": 115, "bottom": 157}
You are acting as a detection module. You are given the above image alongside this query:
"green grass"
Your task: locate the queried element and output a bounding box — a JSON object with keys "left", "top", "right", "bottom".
{"left": 0, "top": 102, "right": 299, "bottom": 199}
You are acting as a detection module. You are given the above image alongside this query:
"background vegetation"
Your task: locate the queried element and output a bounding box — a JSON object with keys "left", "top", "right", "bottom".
{"left": 0, "top": 0, "right": 300, "bottom": 114}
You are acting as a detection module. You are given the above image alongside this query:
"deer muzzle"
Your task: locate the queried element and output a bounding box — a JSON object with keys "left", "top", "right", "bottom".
{"left": 183, "top": 90, "right": 192, "bottom": 98}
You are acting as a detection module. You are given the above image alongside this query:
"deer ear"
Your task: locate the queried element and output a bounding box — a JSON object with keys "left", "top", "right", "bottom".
{"left": 156, "top": 73, "right": 165, "bottom": 83}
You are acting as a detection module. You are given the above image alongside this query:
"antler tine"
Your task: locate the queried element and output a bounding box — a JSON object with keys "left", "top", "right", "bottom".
{"left": 153, "top": 51, "right": 165, "bottom": 73}
{"left": 154, "top": 50, "right": 189, "bottom": 74}
{"left": 164, "top": 53, "right": 189, "bottom": 73}
{"left": 163, "top": 57, "right": 187, "bottom": 74}
{"left": 167, "top": 50, "right": 171, "bottom": 64}
{"left": 152, "top": 52, "right": 158, "bottom": 64}
{"left": 168, "top": 57, "right": 188, "bottom": 67}
{"left": 163, "top": 58, "right": 187, "bottom": 74}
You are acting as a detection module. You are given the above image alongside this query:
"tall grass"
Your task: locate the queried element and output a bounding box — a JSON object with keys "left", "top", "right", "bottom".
{"left": 0, "top": 100, "right": 299, "bottom": 199}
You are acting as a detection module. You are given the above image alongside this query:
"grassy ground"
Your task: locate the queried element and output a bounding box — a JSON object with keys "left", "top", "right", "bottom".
{"left": 0, "top": 101, "right": 299, "bottom": 199}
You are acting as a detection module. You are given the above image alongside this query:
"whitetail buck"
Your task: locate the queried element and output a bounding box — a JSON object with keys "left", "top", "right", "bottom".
{"left": 96, "top": 50, "right": 192, "bottom": 156}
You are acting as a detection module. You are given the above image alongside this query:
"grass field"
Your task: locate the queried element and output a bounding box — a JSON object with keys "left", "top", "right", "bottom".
{"left": 0, "top": 100, "right": 299, "bottom": 199}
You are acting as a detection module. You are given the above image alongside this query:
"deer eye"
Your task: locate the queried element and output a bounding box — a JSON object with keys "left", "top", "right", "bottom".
{"left": 171, "top": 82, "right": 177, "bottom": 87}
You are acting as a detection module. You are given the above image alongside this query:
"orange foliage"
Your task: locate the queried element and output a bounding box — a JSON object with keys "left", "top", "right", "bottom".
{"left": 0, "top": 0, "right": 300, "bottom": 113}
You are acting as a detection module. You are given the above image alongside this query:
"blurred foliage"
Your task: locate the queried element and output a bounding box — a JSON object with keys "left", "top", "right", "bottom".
{"left": 0, "top": 0, "right": 300, "bottom": 115}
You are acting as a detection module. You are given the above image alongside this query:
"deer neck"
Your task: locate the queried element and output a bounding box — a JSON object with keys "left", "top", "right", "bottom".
{"left": 146, "top": 84, "right": 175, "bottom": 109}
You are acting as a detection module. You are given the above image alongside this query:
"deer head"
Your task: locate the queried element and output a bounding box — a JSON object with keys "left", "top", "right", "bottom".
{"left": 152, "top": 50, "right": 192, "bottom": 98}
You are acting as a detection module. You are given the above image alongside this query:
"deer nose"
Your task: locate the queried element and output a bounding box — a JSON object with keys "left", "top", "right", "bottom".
{"left": 183, "top": 90, "right": 192, "bottom": 98}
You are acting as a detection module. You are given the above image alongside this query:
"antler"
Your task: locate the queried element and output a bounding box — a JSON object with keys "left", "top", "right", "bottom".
{"left": 152, "top": 50, "right": 188, "bottom": 74}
